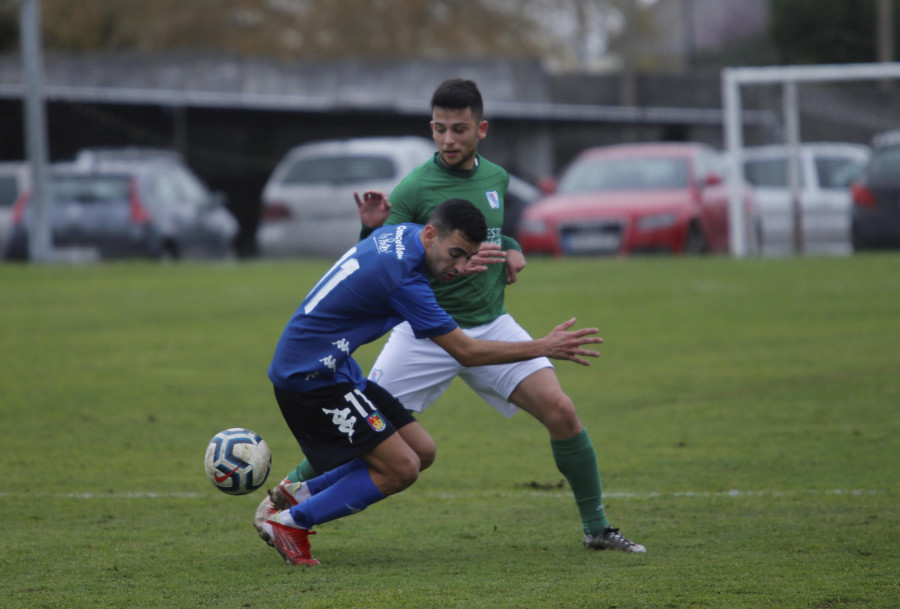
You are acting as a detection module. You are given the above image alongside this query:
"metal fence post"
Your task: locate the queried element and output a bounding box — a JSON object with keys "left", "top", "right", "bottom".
{"left": 20, "top": 0, "right": 53, "bottom": 262}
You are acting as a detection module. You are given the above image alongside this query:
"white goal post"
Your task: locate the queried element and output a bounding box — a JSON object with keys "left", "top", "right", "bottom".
{"left": 722, "top": 62, "right": 900, "bottom": 258}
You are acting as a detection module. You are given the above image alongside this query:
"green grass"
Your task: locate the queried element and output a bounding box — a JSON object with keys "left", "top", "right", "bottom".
{"left": 1, "top": 254, "right": 898, "bottom": 608}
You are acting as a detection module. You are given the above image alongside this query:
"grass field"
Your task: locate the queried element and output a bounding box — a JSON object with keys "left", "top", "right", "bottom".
{"left": 1, "top": 253, "right": 898, "bottom": 608}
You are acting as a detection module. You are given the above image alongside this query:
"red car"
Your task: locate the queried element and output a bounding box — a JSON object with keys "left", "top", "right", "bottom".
{"left": 518, "top": 142, "right": 750, "bottom": 256}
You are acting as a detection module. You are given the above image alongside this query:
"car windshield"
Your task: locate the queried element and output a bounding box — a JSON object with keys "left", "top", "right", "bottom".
{"left": 48, "top": 175, "right": 131, "bottom": 204}
{"left": 282, "top": 155, "right": 396, "bottom": 185}
{"left": 815, "top": 156, "right": 865, "bottom": 188}
{"left": 558, "top": 157, "right": 689, "bottom": 193}
{"left": 743, "top": 158, "right": 807, "bottom": 188}
{"left": 867, "top": 146, "right": 900, "bottom": 185}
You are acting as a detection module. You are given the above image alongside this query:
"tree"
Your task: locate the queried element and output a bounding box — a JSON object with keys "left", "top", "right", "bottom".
{"left": 769, "top": 0, "right": 900, "bottom": 65}
{"left": 4, "top": 0, "right": 551, "bottom": 60}
{"left": 0, "top": 1, "right": 20, "bottom": 52}
{"left": 0, "top": 0, "right": 644, "bottom": 70}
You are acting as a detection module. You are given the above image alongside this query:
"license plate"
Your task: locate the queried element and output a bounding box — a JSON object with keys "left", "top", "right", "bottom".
{"left": 563, "top": 232, "right": 621, "bottom": 254}
{"left": 53, "top": 246, "right": 101, "bottom": 263}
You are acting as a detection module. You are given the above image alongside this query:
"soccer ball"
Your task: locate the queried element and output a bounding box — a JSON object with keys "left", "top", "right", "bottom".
{"left": 204, "top": 428, "right": 272, "bottom": 495}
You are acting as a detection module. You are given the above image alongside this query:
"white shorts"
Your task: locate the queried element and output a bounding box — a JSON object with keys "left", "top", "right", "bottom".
{"left": 367, "top": 314, "right": 553, "bottom": 418}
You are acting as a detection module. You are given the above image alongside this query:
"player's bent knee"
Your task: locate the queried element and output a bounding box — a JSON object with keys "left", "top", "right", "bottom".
{"left": 417, "top": 439, "right": 437, "bottom": 471}
{"left": 382, "top": 454, "right": 421, "bottom": 494}
{"left": 396, "top": 422, "right": 437, "bottom": 472}
{"left": 538, "top": 395, "right": 582, "bottom": 436}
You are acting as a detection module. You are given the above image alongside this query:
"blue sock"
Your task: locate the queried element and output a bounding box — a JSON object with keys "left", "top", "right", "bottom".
{"left": 289, "top": 466, "right": 386, "bottom": 529}
{"left": 306, "top": 458, "right": 368, "bottom": 496}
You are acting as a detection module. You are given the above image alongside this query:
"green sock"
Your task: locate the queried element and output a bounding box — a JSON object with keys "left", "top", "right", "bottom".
{"left": 286, "top": 459, "right": 319, "bottom": 484}
{"left": 550, "top": 428, "right": 609, "bottom": 536}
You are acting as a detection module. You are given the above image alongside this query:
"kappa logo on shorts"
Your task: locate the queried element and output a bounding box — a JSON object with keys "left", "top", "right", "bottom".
{"left": 322, "top": 407, "right": 357, "bottom": 442}
{"left": 366, "top": 411, "right": 386, "bottom": 432}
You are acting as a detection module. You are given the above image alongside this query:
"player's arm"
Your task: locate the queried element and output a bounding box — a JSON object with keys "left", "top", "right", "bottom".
{"left": 430, "top": 318, "right": 602, "bottom": 367}
{"left": 503, "top": 242, "right": 526, "bottom": 284}
{"left": 501, "top": 234, "right": 521, "bottom": 252}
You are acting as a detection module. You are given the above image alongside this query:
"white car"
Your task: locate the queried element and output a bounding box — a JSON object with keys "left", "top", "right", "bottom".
{"left": 257, "top": 136, "right": 436, "bottom": 257}
{"left": 742, "top": 143, "right": 871, "bottom": 256}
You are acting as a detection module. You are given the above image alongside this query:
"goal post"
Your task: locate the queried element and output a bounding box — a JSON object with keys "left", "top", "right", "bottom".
{"left": 722, "top": 62, "right": 900, "bottom": 258}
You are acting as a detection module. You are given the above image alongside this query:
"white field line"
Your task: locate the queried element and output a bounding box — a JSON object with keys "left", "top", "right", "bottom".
{"left": 0, "top": 488, "right": 884, "bottom": 501}
{"left": 0, "top": 491, "right": 204, "bottom": 499}
{"left": 426, "top": 488, "right": 884, "bottom": 501}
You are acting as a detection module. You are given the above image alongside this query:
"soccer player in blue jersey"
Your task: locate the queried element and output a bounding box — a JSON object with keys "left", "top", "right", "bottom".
{"left": 256, "top": 198, "right": 605, "bottom": 565}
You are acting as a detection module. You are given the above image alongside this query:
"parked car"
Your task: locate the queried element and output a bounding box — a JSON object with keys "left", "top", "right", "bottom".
{"left": 741, "top": 143, "right": 870, "bottom": 256}
{"left": 75, "top": 147, "right": 187, "bottom": 165}
{"left": 850, "top": 130, "right": 900, "bottom": 250}
{"left": 518, "top": 142, "right": 747, "bottom": 256}
{"left": 0, "top": 161, "right": 29, "bottom": 255}
{"left": 503, "top": 174, "right": 542, "bottom": 239}
{"left": 5, "top": 157, "right": 237, "bottom": 262}
{"left": 257, "top": 136, "right": 437, "bottom": 257}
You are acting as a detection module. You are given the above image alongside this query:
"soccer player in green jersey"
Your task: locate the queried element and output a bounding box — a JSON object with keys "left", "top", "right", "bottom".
{"left": 264, "top": 78, "right": 645, "bottom": 553}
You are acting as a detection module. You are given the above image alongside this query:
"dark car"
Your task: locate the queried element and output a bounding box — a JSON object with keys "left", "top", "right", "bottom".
{"left": 5, "top": 158, "right": 237, "bottom": 262}
{"left": 851, "top": 130, "right": 900, "bottom": 251}
{"left": 503, "top": 173, "right": 542, "bottom": 239}
{"left": 0, "top": 161, "right": 29, "bottom": 254}
{"left": 518, "top": 142, "right": 752, "bottom": 256}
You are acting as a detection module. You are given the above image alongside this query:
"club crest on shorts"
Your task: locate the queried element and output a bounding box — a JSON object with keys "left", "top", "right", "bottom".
{"left": 485, "top": 190, "right": 500, "bottom": 209}
{"left": 366, "top": 411, "right": 386, "bottom": 432}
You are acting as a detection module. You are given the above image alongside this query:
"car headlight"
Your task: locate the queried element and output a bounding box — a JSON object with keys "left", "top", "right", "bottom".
{"left": 519, "top": 218, "right": 549, "bottom": 235}
{"left": 637, "top": 213, "right": 678, "bottom": 232}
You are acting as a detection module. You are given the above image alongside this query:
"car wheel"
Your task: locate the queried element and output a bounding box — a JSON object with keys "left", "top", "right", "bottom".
{"left": 684, "top": 221, "right": 708, "bottom": 255}
{"left": 752, "top": 217, "right": 763, "bottom": 255}
{"left": 4, "top": 231, "right": 29, "bottom": 261}
{"left": 851, "top": 220, "right": 866, "bottom": 252}
{"left": 158, "top": 239, "right": 181, "bottom": 261}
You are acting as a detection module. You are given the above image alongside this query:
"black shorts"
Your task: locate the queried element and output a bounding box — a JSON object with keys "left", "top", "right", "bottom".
{"left": 273, "top": 380, "right": 416, "bottom": 474}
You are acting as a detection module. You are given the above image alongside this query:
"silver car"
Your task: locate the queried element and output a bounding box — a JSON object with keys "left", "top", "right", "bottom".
{"left": 5, "top": 157, "right": 238, "bottom": 262}
{"left": 257, "top": 136, "right": 436, "bottom": 257}
{"left": 742, "top": 143, "right": 871, "bottom": 256}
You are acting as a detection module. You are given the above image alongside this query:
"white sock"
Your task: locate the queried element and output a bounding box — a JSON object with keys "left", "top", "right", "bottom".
{"left": 276, "top": 509, "right": 301, "bottom": 528}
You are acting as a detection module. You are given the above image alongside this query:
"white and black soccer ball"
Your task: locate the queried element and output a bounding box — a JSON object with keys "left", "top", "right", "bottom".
{"left": 204, "top": 428, "right": 272, "bottom": 495}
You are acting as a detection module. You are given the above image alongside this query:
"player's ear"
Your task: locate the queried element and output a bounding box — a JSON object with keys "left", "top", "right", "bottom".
{"left": 422, "top": 224, "right": 438, "bottom": 247}
{"left": 478, "top": 120, "right": 488, "bottom": 140}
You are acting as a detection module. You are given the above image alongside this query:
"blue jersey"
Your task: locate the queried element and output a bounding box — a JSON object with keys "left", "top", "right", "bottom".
{"left": 268, "top": 223, "right": 459, "bottom": 393}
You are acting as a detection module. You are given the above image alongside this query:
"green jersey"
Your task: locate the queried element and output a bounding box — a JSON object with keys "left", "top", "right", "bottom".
{"left": 385, "top": 153, "right": 521, "bottom": 328}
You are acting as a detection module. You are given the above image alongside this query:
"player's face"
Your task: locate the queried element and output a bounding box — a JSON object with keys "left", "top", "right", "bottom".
{"left": 423, "top": 228, "right": 480, "bottom": 282}
{"left": 430, "top": 106, "right": 488, "bottom": 171}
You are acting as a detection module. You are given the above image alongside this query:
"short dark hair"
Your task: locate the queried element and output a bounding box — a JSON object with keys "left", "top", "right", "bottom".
{"left": 431, "top": 78, "right": 484, "bottom": 122}
{"left": 428, "top": 198, "right": 487, "bottom": 244}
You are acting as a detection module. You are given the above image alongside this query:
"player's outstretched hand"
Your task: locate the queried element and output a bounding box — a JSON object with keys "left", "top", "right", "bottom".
{"left": 355, "top": 190, "right": 392, "bottom": 229}
{"left": 541, "top": 318, "right": 603, "bottom": 366}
